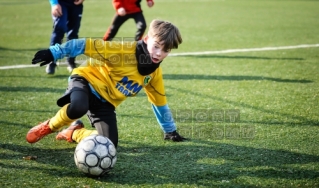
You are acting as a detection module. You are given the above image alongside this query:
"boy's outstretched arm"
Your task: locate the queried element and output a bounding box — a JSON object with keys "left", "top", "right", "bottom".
{"left": 31, "top": 38, "right": 86, "bottom": 66}
{"left": 151, "top": 104, "right": 188, "bottom": 141}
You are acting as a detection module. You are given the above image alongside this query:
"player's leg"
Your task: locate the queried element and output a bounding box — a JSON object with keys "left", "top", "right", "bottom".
{"left": 26, "top": 76, "right": 90, "bottom": 143}
{"left": 68, "top": 127, "right": 98, "bottom": 143}
{"left": 132, "top": 12, "right": 147, "bottom": 41}
{"left": 85, "top": 95, "right": 118, "bottom": 147}
{"left": 57, "top": 86, "right": 117, "bottom": 144}
{"left": 88, "top": 114, "right": 118, "bottom": 148}
{"left": 103, "top": 14, "right": 130, "bottom": 41}
{"left": 65, "top": 3, "right": 83, "bottom": 72}
{"left": 46, "top": 3, "right": 68, "bottom": 74}
{"left": 56, "top": 119, "right": 89, "bottom": 142}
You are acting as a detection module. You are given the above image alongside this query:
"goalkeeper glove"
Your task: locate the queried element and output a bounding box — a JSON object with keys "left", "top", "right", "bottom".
{"left": 164, "top": 131, "right": 188, "bottom": 142}
{"left": 31, "top": 49, "right": 54, "bottom": 66}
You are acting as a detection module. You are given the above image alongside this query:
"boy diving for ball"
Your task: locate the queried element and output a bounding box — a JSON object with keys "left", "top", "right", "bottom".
{"left": 26, "top": 19, "right": 187, "bottom": 147}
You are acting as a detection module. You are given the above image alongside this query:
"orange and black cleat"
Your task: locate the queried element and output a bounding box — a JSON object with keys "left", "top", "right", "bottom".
{"left": 56, "top": 119, "right": 84, "bottom": 142}
{"left": 26, "top": 119, "right": 53, "bottom": 143}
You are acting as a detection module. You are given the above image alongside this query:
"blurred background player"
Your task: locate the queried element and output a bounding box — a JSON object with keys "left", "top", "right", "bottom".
{"left": 103, "top": 0, "right": 154, "bottom": 41}
{"left": 46, "top": 0, "right": 84, "bottom": 74}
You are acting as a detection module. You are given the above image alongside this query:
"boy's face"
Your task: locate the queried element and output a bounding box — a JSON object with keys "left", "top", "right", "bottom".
{"left": 144, "top": 36, "right": 171, "bottom": 64}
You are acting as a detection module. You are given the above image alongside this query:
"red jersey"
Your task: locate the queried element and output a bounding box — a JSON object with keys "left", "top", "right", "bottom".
{"left": 112, "top": 0, "right": 153, "bottom": 14}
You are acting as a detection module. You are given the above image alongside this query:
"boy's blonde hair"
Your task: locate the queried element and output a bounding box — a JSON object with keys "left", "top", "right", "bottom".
{"left": 148, "top": 19, "right": 182, "bottom": 51}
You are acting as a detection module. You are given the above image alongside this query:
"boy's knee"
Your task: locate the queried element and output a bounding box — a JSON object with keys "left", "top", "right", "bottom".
{"left": 67, "top": 103, "right": 88, "bottom": 119}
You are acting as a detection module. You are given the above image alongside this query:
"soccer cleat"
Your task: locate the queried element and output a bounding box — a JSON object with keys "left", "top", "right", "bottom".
{"left": 67, "top": 66, "right": 74, "bottom": 73}
{"left": 26, "top": 119, "right": 53, "bottom": 143}
{"left": 67, "top": 61, "right": 76, "bottom": 73}
{"left": 46, "top": 62, "right": 57, "bottom": 74}
{"left": 67, "top": 57, "right": 77, "bottom": 73}
{"left": 56, "top": 119, "right": 84, "bottom": 142}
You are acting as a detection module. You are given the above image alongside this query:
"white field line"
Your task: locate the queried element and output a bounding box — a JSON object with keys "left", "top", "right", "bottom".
{"left": 169, "top": 44, "right": 319, "bottom": 56}
{"left": 1, "top": 44, "right": 318, "bottom": 70}
{"left": 0, "top": 62, "right": 68, "bottom": 70}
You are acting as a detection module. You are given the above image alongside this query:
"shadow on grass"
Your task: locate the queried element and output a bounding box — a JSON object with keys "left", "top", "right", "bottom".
{"left": 0, "top": 143, "right": 77, "bottom": 177}
{"left": 1, "top": 140, "right": 318, "bottom": 187}
{"left": 163, "top": 74, "right": 312, "bottom": 83}
{"left": 99, "top": 140, "right": 319, "bottom": 187}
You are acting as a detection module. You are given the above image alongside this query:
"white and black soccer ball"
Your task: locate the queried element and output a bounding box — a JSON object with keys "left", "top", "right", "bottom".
{"left": 74, "top": 135, "right": 117, "bottom": 176}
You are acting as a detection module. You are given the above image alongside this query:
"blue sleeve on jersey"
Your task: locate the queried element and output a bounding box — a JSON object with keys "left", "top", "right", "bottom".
{"left": 49, "top": 38, "right": 86, "bottom": 61}
{"left": 152, "top": 104, "right": 176, "bottom": 133}
{"left": 49, "top": 0, "right": 58, "bottom": 6}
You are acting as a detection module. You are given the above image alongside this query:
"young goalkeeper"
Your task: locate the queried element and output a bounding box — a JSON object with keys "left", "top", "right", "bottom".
{"left": 26, "top": 19, "right": 187, "bottom": 147}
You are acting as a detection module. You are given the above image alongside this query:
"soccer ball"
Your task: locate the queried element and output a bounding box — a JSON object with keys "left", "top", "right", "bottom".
{"left": 74, "top": 135, "right": 117, "bottom": 176}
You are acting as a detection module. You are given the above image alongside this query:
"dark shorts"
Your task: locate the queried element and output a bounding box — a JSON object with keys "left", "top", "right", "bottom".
{"left": 57, "top": 75, "right": 89, "bottom": 107}
{"left": 57, "top": 75, "right": 119, "bottom": 147}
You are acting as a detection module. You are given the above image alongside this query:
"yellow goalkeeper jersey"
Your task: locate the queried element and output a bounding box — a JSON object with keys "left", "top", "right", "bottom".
{"left": 72, "top": 38, "right": 167, "bottom": 107}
